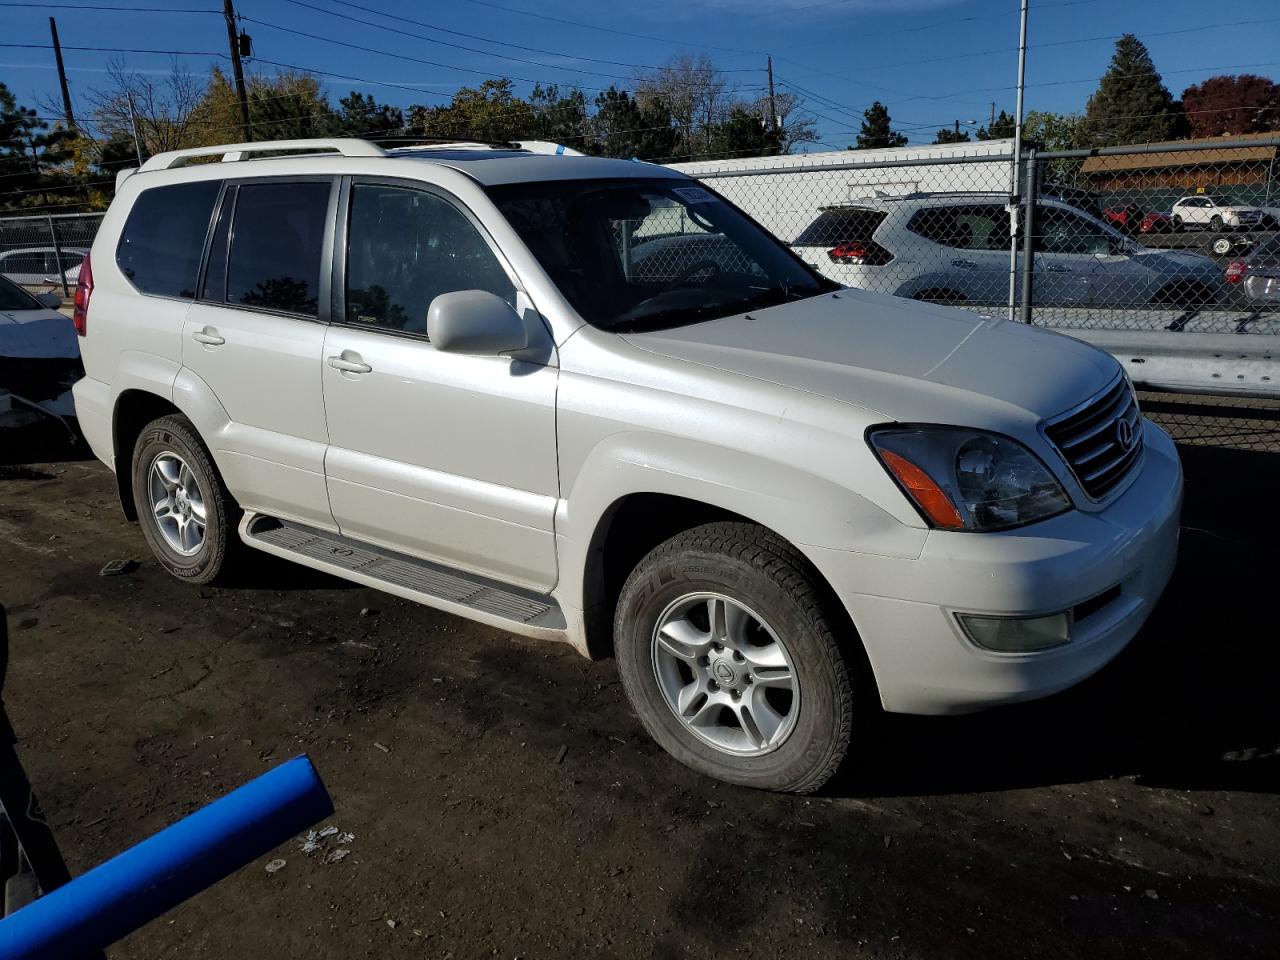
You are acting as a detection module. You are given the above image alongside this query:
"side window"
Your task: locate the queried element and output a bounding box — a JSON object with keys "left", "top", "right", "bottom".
{"left": 116, "top": 181, "right": 221, "bottom": 299}
{"left": 910, "top": 206, "right": 1007, "bottom": 251}
{"left": 226, "top": 181, "right": 331, "bottom": 317}
{"left": 345, "top": 183, "right": 515, "bottom": 334}
{"left": 201, "top": 186, "right": 234, "bottom": 302}
{"left": 1036, "top": 207, "right": 1112, "bottom": 256}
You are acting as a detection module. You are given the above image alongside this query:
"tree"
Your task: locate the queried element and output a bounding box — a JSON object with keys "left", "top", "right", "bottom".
{"left": 977, "top": 109, "right": 1015, "bottom": 140}
{"left": 708, "top": 106, "right": 782, "bottom": 159}
{"left": 335, "top": 91, "right": 404, "bottom": 140}
{"left": 1022, "top": 110, "right": 1084, "bottom": 151}
{"left": 1181, "top": 75, "right": 1280, "bottom": 138}
{"left": 2, "top": 82, "right": 81, "bottom": 210}
{"left": 528, "top": 84, "right": 591, "bottom": 148}
{"left": 637, "top": 53, "right": 733, "bottom": 160}
{"left": 854, "top": 101, "right": 907, "bottom": 149}
{"left": 759, "top": 91, "right": 818, "bottom": 154}
{"left": 933, "top": 126, "right": 971, "bottom": 144}
{"left": 86, "top": 59, "right": 207, "bottom": 158}
{"left": 408, "top": 79, "right": 536, "bottom": 142}
{"left": 1081, "top": 34, "right": 1181, "bottom": 146}
{"left": 592, "top": 86, "right": 677, "bottom": 160}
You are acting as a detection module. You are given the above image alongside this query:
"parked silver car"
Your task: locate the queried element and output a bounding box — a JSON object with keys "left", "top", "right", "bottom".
{"left": 791, "top": 193, "right": 1224, "bottom": 308}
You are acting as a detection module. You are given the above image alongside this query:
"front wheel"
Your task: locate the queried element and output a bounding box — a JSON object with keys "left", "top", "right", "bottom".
{"left": 131, "top": 414, "right": 238, "bottom": 584}
{"left": 1210, "top": 215, "right": 1224, "bottom": 231}
{"left": 614, "top": 522, "right": 861, "bottom": 793}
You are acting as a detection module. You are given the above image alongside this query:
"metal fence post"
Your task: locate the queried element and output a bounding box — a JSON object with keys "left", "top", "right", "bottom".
{"left": 46, "top": 215, "right": 69, "bottom": 299}
{"left": 1019, "top": 148, "right": 1037, "bottom": 325}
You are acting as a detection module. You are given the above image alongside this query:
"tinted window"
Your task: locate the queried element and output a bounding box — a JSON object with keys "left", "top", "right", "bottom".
{"left": 116, "top": 181, "right": 220, "bottom": 298}
{"left": 227, "top": 181, "right": 330, "bottom": 316}
{"left": 1036, "top": 207, "right": 1114, "bottom": 256}
{"left": 1, "top": 252, "right": 47, "bottom": 275}
{"left": 909, "top": 205, "right": 1008, "bottom": 251}
{"left": 345, "top": 184, "right": 514, "bottom": 334}
{"left": 202, "top": 187, "right": 233, "bottom": 302}
{"left": 794, "top": 208, "right": 886, "bottom": 246}
{"left": 0, "top": 274, "right": 41, "bottom": 310}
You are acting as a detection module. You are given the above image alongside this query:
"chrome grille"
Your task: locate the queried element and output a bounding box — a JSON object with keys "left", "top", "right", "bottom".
{"left": 1043, "top": 376, "right": 1143, "bottom": 500}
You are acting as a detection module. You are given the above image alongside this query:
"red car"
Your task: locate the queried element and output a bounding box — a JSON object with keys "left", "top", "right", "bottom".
{"left": 1102, "top": 204, "right": 1173, "bottom": 234}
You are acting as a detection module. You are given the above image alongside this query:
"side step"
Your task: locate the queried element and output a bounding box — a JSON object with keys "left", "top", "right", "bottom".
{"left": 240, "top": 515, "right": 567, "bottom": 638}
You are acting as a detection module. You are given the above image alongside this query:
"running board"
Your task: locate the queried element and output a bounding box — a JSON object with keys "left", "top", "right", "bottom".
{"left": 240, "top": 515, "right": 567, "bottom": 638}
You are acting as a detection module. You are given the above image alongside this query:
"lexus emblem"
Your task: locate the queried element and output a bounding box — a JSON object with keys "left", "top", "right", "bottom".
{"left": 1115, "top": 418, "right": 1135, "bottom": 451}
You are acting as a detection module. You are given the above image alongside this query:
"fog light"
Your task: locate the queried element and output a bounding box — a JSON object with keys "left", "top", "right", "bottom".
{"left": 956, "top": 612, "right": 1071, "bottom": 652}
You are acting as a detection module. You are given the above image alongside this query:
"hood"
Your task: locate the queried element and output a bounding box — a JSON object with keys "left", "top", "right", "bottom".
{"left": 622, "top": 289, "right": 1118, "bottom": 425}
{"left": 0, "top": 312, "right": 80, "bottom": 360}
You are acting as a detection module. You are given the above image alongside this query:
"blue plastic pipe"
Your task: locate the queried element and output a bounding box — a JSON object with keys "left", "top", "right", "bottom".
{"left": 0, "top": 755, "right": 333, "bottom": 960}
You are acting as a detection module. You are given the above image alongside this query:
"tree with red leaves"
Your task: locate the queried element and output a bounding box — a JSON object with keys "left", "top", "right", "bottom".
{"left": 1181, "top": 75, "right": 1280, "bottom": 138}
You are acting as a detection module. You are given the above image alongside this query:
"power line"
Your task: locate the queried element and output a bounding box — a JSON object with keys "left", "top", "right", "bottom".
{"left": 0, "top": 2, "right": 218, "bottom": 11}
{"left": 279, "top": 0, "right": 670, "bottom": 73}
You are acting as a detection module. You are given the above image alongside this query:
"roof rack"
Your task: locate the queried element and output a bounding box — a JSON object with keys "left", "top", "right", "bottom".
{"left": 139, "top": 138, "right": 386, "bottom": 172}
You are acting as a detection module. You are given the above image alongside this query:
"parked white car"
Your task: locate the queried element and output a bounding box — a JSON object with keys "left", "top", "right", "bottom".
{"left": 73, "top": 138, "right": 1182, "bottom": 793}
{"left": 1171, "top": 194, "right": 1266, "bottom": 231}
{"left": 790, "top": 193, "right": 1223, "bottom": 307}
{"left": 0, "top": 246, "right": 89, "bottom": 287}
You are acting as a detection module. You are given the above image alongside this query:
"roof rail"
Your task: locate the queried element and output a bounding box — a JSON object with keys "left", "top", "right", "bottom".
{"left": 139, "top": 138, "right": 386, "bottom": 172}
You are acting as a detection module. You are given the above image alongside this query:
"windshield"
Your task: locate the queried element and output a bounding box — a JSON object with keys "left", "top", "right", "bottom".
{"left": 0, "top": 275, "right": 42, "bottom": 312}
{"left": 487, "top": 178, "right": 836, "bottom": 332}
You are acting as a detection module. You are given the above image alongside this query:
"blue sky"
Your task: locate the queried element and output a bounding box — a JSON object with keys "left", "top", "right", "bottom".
{"left": 4, "top": 0, "right": 1279, "bottom": 148}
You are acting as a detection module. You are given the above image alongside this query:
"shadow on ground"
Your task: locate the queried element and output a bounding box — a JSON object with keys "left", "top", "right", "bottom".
{"left": 838, "top": 444, "right": 1280, "bottom": 798}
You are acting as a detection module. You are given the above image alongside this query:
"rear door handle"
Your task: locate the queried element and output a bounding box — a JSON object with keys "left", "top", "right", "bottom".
{"left": 950, "top": 258, "right": 978, "bottom": 269}
{"left": 327, "top": 353, "right": 372, "bottom": 374}
{"left": 1045, "top": 264, "right": 1072, "bottom": 273}
{"left": 191, "top": 327, "right": 225, "bottom": 346}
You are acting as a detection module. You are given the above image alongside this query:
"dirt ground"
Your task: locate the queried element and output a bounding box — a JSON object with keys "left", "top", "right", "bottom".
{"left": 0, "top": 425, "right": 1276, "bottom": 959}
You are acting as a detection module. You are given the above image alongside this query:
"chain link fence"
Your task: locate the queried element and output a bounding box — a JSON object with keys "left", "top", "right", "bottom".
{"left": 0, "top": 212, "right": 105, "bottom": 299}
{"left": 675, "top": 137, "right": 1280, "bottom": 451}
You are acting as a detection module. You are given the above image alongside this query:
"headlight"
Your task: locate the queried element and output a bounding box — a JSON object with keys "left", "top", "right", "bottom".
{"left": 869, "top": 426, "right": 1071, "bottom": 531}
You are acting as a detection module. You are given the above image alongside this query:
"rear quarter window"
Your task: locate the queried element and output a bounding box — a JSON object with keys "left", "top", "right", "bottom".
{"left": 793, "top": 209, "right": 886, "bottom": 246}
{"left": 116, "top": 181, "right": 221, "bottom": 299}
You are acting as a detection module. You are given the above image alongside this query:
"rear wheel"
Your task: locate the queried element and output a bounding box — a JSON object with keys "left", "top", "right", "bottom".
{"left": 614, "top": 522, "right": 860, "bottom": 794}
{"left": 131, "top": 414, "right": 238, "bottom": 584}
{"left": 1173, "top": 214, "right": 1184, "bottom": 231}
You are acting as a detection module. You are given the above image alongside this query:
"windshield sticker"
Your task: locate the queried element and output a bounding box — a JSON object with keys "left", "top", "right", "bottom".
{"left": 673, "top": 186, "right": 717, "bottom": 205}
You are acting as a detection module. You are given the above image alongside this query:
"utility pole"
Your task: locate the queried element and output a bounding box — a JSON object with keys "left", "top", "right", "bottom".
{"left": 224, "top": 0, "right": 251, "bottom": 142}
{"left": 766, "top": 55, "right": 777, "bottom": 132}
{"left": 1006, "top": 0, "right": 1030, "bottom": 323}
{"left": 990, "top": 101, "right": 996, "bottom": 128}
{"left": 48, "top": 18, "right": 75, "bottom": 131}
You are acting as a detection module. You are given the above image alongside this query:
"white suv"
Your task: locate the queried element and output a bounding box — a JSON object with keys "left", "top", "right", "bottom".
{"left": 72, "top": 138, "right": 1182, "bottom": 793}
{"left": 1171, "top": 194, "right": 1265, "bottom": 231}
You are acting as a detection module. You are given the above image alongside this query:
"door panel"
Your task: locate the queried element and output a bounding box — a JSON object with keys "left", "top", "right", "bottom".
{"left": 321, "top": 180, "right": 559, "bottom": 591}
{"left": 181, "top": 178, "right": 336, "bottom": 529}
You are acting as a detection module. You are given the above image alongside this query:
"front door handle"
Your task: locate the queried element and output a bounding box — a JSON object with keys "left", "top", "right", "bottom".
{"left": 191, "top": 326, "right": 225, "bottom": 346}
{"left": 327, "top": 352, "right": 372, "bottom": 374}
{"left": 1045, "top": 264, "right": 1072, "bottom": 273}
{"left": 951, "top": 258, "right": 978, "bottom": 269}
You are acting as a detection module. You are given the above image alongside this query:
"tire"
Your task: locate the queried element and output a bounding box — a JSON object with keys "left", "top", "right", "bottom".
{"left": 1211, "top": 236, "right": 1234, "bottom": 256}
{"left": 130, "top": 414, "right": 238, "bottom": 584}
{"left": 613, "top": 522, "right": 860, "bottom": 794}
{"left": 1173, "top": 215, "right": 1184, "bottom": 231}
{"left": 1210, "top": 215, "right": 1224, "bottom": 231}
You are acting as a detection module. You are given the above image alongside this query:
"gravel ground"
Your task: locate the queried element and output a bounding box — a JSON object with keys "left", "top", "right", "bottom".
{"left": 0, "top": 425, "right": 1276, "bottom": 959}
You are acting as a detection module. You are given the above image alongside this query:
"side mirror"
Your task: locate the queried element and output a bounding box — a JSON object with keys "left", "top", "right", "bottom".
{"left": 36, "top": 292, "right": 63, "bottom": 308}
{"left": 427, "top": 290, "right": 527, "bottom": 356}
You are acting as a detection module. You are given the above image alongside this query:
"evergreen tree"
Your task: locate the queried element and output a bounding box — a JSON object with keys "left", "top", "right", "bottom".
{"left": 977, "top": 110, "right": 1015, "bottom": 140}
{"left": 708, "top": 107, "right": 782, "bottom": 159}
{"left": 335, "top": 91, "right": 404, "bottom": 140}
{"left": 592, "top": 87, "right": 677, "bottom": 160}
{"left": 1081, "top": 34, "right": 1181, "bottom": 146}
{"left": 854, "top": 102, "right": 907, "bottom": 149}
{"left": 933, "top": 126, "right": 971, "bottom": 144}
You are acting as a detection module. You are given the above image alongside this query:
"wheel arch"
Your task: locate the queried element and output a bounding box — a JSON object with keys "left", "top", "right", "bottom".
{"left": 111, "top": 389, "right": 184, "bottom": 521}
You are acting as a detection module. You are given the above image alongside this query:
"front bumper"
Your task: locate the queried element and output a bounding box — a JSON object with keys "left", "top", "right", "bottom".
{"left": 809, "top": 419, "right": 1183, "bottom": 715}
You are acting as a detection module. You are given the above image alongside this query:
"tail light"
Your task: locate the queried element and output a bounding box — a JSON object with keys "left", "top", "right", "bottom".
{"left": 72, "top": 252, "right": 93, "bottom": 336}
{"left": 1224, "top": 260, "right": 1249, "bottom": 285}
{"left": 827, "top": 241, "right": 892, "bottom": 266}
